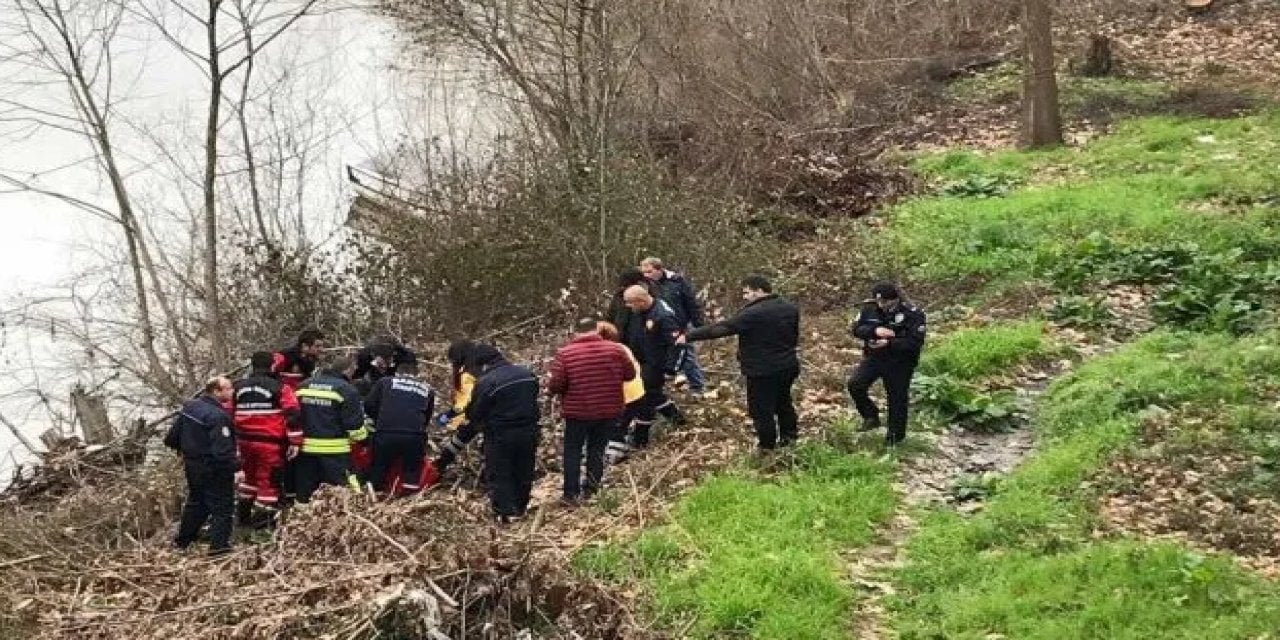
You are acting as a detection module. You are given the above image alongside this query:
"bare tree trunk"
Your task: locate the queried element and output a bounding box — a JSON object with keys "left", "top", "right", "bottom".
{"left": 203, "top": 1, "right": 227, "bottom": 366}
{"left": 1021, "top": 0, "right": 1062, "bottom": 147}
{"left": 70, "top": 386, "right": 114, "bottom": 445}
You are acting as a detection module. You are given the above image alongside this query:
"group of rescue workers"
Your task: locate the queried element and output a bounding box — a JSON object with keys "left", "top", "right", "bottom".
{"left": 165, "top": 256, "right": 926, "bottom": 555}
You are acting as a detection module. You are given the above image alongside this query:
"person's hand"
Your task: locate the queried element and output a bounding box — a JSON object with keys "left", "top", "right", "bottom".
{"left": 286, "top": 445, "right": 300, "bottom": 460}
{"left": 675, "top": 334, "right": 688, "bottom": 345}
{"left": 874, "top": 327, "right": 896, "bottom": 339}
{"left": 869, "top": 339, "right": 890, "bottom": 349}
{"left": 234, "top": 470, "right": 246, "bottom": 485}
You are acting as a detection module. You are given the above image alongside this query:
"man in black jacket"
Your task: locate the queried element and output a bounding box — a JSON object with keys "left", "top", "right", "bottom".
{"left": 848, "top": 282, "right": 927, "bottom": 446}
{"left": 687, "top": 275, "right": 801, "bottom": 450}
{"left": 622, "top": 285, "right": 685, "bottom": 447}
{"left": 462, "top": 344, "right": 541, "bottom": 522}
{"left": 641, "top": 257, "right": 708, "bottom": 395}
{"left": 364, "top": 359, "right": 435, "bottom": 495}
{"left": 164, "top": 376, "right": 238, "bottom": 555}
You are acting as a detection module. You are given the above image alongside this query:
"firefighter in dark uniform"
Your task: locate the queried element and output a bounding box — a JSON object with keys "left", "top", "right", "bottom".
{"left": 847, "top": 282, "right": 927, "bottom": 446}
{"left": 364, "top": 358, "right": 436, "bottom": 496}
{"left": 295, "top": 353, "right": 369, "bottom": 501}
{"left": 436, "top": 344, "right": 541, "bottom": 522}
{"left": 621, "top": 285, "right": 686, "bottom": 448}
{"left": 164, "top": 376, "right": 238, "bottom": 555}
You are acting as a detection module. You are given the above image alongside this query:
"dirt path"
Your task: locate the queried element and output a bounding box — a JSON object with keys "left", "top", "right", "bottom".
{"left": 845, "top": 363, "right": 1064, "bottom": 639}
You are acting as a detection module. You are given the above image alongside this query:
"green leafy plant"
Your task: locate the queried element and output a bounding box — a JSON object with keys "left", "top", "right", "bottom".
{"left": 1048, "top": 294, "right": 1116, "bottom": 329}
{"left": 914, "top": 374, "right": 1023, "bottom": 432}
{"left": 939, "top": 174, "right": 1021, "bottom": 199}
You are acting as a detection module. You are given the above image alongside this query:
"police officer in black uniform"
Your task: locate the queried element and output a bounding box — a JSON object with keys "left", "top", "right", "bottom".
{"left": 848, "top": 282, "right": 926, "bottom": 446}
{"left": 164, "top": 376, "right": 238, "bottom": 555}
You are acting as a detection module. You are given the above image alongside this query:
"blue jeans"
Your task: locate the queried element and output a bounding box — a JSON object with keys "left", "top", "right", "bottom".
{"left": 681, "top": 343, "right": 706, "bottom": 391}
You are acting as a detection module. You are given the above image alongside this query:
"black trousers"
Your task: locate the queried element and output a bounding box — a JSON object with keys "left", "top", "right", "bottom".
{"left": 486, "top": 428, "right": 538, "bottom": 517}
{"left": 848, "top": 357, "right": 916, "bottom": 445}
{"left": 563, "top": 418, "right": 613, "bottom": 499}
{"left": 175, "top": 459, "right": 235, "bottom": 551}
{"left": 295, "top": 452, "right": 356, "bottom": 502}
{"left": 633, "top": 368, "right": 679, "bottom": 448}
{"left": 369, "top": 432, "right": 427, "bottom": 492}
{"left": 746, "top": 368, "right": 800, "bottom": 450}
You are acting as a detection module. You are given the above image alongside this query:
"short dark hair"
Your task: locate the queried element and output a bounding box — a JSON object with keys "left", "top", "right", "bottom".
{"left": 397, "top": 360, "right": 419, "bottom": 375}
{"left": 297, "top": 329, "right": 325, "bottom": 347}
{"left": 575, "top": 317, "right": 599, "bottom": 334}
{"left": 741, "top": 274, "right": 773, "bottom": 293}
{"left": 872, "top": 282, "right": 901, "bottom": 300}
{"left": 250, "top": 351, "right": 274, "bottom": 371}
{"left": 617, "top": 267, "right": 646, "bottom": 288}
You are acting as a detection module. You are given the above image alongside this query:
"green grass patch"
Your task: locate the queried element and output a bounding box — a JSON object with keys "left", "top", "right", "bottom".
{"left": 892, "top": 331, "right": 1280, "bottom": 639}
{"left": 575, "top": 445, "right": 897, "bottom": 639}
{"left": 920, "top": 320, "right": 1055, "bottom": 379}
{"left": 887, "top": 112, "right": 1280, "bottom": 332}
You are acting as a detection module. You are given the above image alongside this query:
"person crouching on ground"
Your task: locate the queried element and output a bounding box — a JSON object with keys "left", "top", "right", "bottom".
{"left": 364, "top": 358, "right": 436, "bottom": 497}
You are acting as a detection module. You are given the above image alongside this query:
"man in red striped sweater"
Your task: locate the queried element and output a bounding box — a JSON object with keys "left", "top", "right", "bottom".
{"left": 547, "top": 317, "right": 638, "bottom": 505}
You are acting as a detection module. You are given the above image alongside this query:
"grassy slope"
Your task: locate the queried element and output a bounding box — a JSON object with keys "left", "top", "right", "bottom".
{"left": 894, "top": 333, "right": 1280, "bottom": 639}
{"left": 578, "top": 111, "right": 1280, "bottom": 639}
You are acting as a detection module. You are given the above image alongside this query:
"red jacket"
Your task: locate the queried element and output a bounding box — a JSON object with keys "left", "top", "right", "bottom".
{"left": 548, "top": 334, "right": 637, "bottom": 420}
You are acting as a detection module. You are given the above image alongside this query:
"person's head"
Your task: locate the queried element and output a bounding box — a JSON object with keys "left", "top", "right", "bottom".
{"left": 741, "top": 274, "right": 773, "bottom": 302}
{"left": 205, "top": 376, "right": 233, "bottom": 403}
{"left": 396, "top": 360, "right": 419, "bottom": 376}
{"left": 871, "top": 282, "right": 902, "bottom": 310}
{"left": 323, "top": 352, "right": 358, "bottom": 379}
{"left": 617, "top": 267, "right": 647, "bottom": 290}
{"left": 368, "top": 335, "right": 399, "bottom": 369}
{"left": 623, "top": 284, "right": 655, "bottom": 313}
{"left": 466, "top": 343, "right": 504, "bottom": 375}
{"left": 447, "top": 339, "right": 475, "bottom": 369}
{"left": 596, "top": 320, "right": 621, "bottom": 342}
{"left": 250, "top": 350, "right": 274, "bottom": 374}
{"left": 639, "top": 257, "right": 665, "bottom": 282}
{"left": 446, "top": 339, "right": 475, "bottom": 386}
{"left": 297, "top": 329, "right": 325, "bottom": 359}
{"left": 574, "top": 317, "right": 599, "bottom": 337}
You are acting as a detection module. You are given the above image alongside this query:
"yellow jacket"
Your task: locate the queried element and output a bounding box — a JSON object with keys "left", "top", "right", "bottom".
{"left": 448, "top": 372, "right": 477, "bottom": 429}
{"left": 621, "top": 345, "right": 644, "bottom": 405}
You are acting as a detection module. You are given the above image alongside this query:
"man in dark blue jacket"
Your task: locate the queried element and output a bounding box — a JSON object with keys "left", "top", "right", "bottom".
{"left": 687, "top": 275, "right": 801, "bottom": 450}
{"left": 295, "top": 354, "right": 368, "bottom": 501}
{"left": 462, "top": 344, "right": 541, "bottom": 522}
{"left": 641, "top": 257, "right": 708, "bottom": 395}
{"left": 622, "top": 284, "right": 686, "bottom": 448}
{"left": 365, "top": 359, "right": 435, "bottom": 495}
{"left": 164, "top": 376, "right": 238, "bottom": 555}
{"left": 848, "top": 282, "right": 927, "bottom": 446}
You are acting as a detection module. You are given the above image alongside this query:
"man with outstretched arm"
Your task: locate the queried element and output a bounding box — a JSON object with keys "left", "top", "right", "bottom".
{"left": 685, "top": 274, "right": 801, "bottom": 450}
{"left": 847, "top": 282, "right": 927, "bottom": 447}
